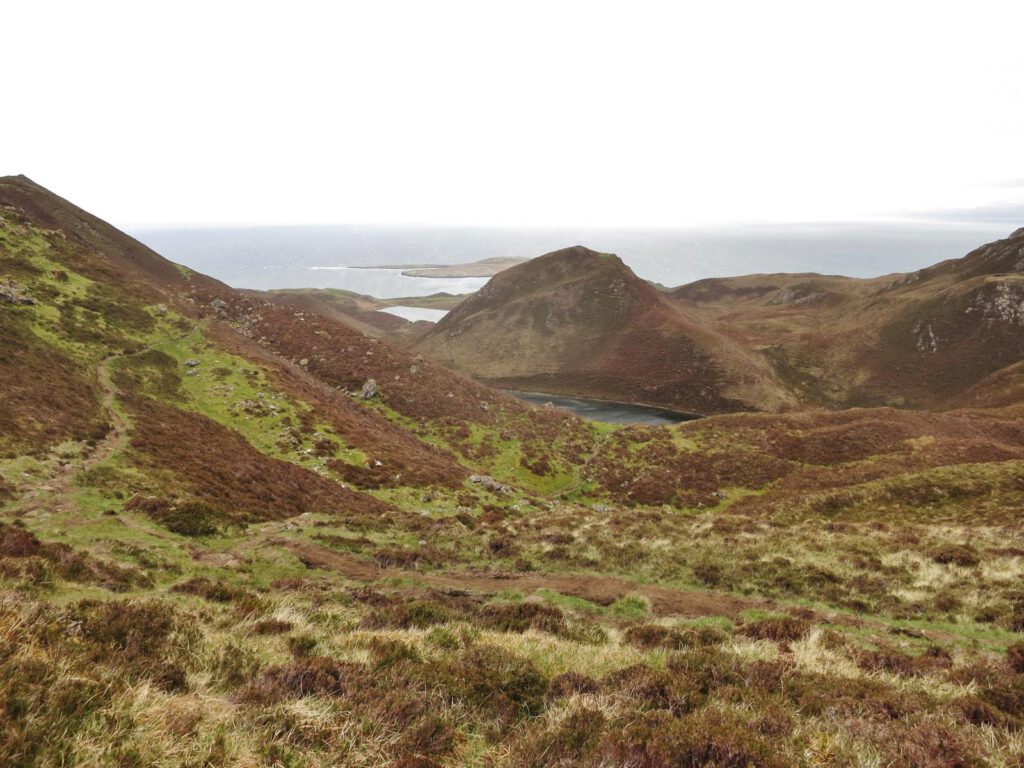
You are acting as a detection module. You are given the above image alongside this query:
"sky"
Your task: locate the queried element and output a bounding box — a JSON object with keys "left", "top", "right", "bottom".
{"left": 4, "top": 0, "right": 1024, "bottom": 228}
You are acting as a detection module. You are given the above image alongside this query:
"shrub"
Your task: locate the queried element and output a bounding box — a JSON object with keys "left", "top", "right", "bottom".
{"left": 211, "top": 641, "right": 261, "bottom": 688}
{"left": 393, "top": 713, "right": 456, "bottom": 760}
{"left": 1008, "top": 612, "right": 1024, "bottom": 633}
{"left": 480, "top": 601, "right": 565, "bottom": 634}
{"left": 791, "top": 671, "right": 928, "bottom": 721}
{"left": 959, "top": 696, "right": 1022, "bottom": 730}
{"left": 0, "top": 654, "right": 114, "bottom": 767}
{"left": 171, "top": 577, "right": 259, "bottom": 611}
{"left": 126, "top": 396, "right": 392, "bottom": 521}
{"left": 425, "top": 645, "right": 548, "bottom": 722}
{"left": 692, "top": 561, "right": 724, "bottom": 586}
{"left": 600, "top": 709, "right": 786, "bottom": 768}
{"left": 509, "top": 707, "right": 606, "bottom": 767}
{"left": 856, "top": 647, "right": 921, "bottom": 678}
{"left": 287, "top": 635, "right": 317, "bottom": 658}
{"left": 252, "top": 618, "right": 293, "bottom": 635}
{"left": 365, "top": 637, "right": 421, "bottom": 669}
{"left": 932, "top": 545, "right": 980, "bottom": 567}
{"left": 982, "top": 677, "right": 1024, "bottom": 718}
{"left": 738, "top": 616, "right": 810, "bottom": 642}
{"left": 389, "top": 757, "right": 441, "bottom": 768}
{"left": 624, "top": 623, "right": 728, "bottom": 651}
{"left": 242, "top": 657, "right": 370, "bottom": 703}
{"left": 623, "top": 624, "right": 690, "bottom": 650}
{"left": 155, "top": 501, "right": 224, "bottom": 536}
{"left": 76, "top": 599, "right": 187, "bottom": 691}
{"left": 548, "top": 671, "right": 600, "bottom": 699}
{"left": 0, "top": 523, "right": 42, "bottom": 557}
{"left": 0, "top": 523, "right": 146, "bottom": 590}
{"left": 604, "top": 665, "right": 703, "bottom": 716}
{"left": 362, "top": 598, "right": 463, "bottom": 630}
{"left": 1009, "top": 643, "right": 1024, "bottom": 673}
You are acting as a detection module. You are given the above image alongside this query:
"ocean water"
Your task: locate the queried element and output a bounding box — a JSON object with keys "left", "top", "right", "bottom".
{"left": 130, "top": 222, "right": 1013, "bottom": 299}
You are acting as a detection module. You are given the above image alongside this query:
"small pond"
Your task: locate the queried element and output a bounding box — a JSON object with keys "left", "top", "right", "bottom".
{"left": 505, "top": 390, "right": 701, "bottom": 425}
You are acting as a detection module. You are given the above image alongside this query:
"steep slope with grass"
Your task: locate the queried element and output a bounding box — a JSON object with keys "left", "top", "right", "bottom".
{"left": 4, "top": 178, "right": 1024, "bottom": 767}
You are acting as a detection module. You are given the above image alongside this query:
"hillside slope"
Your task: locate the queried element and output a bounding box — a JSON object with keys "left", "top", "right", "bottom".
{"left": 670, "top": 228, "right": 1024, "bottom": 410}
{"left": 414, "top": 230, "right": 1024, "bottom": 414}
{"left": 4, "top": 179, "right": 1024, "bottom": 767}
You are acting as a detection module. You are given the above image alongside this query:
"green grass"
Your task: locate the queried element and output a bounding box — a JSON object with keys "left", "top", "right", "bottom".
{"left": 134, "top": 327, "right": 370, "bottom": 474}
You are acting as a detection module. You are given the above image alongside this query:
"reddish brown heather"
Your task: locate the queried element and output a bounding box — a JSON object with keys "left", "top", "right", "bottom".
{"left": 415, "top": 246, "right": 781, "bottom": 414}
{"left": 0, "top": 522, "right": 146, "bottom": 590}
{"left": 0, "top": 174, "right": 224, "bottom": 296}
{"left": 126, "top": 396, "right": 391, "bottom": 521}
{"left": 0, "top": 312, "right": 108, "bottom": 456}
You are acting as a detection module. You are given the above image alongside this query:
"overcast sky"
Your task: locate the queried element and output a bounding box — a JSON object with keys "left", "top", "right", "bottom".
{"left": 5, "top": 1, "right": 1024, "bottom": 228}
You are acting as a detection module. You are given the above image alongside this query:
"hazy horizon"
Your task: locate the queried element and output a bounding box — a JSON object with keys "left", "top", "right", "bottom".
{"left": 132, "top": 219, "right": 1013, "bottom": 299}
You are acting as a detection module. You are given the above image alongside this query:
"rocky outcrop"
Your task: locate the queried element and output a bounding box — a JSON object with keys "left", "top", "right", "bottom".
{"left": 469, "top": 474, "right": 513, "bottom": 494}
{"left": 359, "top": 379, "right": 379, "bottom": 399}
{"left": 0, "top": 281, "right": 36, "bottom": 305}
{"left": 966, "top": 281, "right": 1024, "bottom": 325}
{"left": 913, "top": 321, "right": 939, "bottom": 353}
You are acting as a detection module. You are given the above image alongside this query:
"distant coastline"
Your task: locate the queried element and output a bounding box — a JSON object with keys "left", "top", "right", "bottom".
{"left": 129, "top": 221, "right": 1013, "bottom": 297}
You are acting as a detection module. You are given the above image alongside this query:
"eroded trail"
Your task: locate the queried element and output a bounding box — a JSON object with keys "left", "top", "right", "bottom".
{"left": 90, "top": 358, "right": 130, "bottom": 463}
{"left": 13, "top": 324, "right": 203, "bottom": 518}
{"left": 273, "top": 538, "right": 761, "bottom": 618}
{"left": 12, "top": 358, "right": 128, "bottom": 518}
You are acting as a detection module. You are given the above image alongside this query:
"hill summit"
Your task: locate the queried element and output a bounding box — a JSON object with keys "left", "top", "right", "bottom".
{"left": 416, "top": 245, "right": 793, "bottom": 414}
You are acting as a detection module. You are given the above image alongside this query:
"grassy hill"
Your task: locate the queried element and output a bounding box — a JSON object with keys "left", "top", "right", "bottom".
{"left": 3, "top": 177, "right": 1024, "bottom": 767}
{"left": 416, "top": 246, "right": 795, "bottom": 414}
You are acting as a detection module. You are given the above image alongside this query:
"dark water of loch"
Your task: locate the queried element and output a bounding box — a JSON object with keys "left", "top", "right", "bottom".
{"left": 505, "top": 391, "right": 700, "bottom": 425}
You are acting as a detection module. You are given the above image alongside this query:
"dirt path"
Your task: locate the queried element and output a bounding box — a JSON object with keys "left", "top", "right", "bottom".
{"left": 12, "top": 324, "right": 204, "bottom": 519}
{"left": 273, "top": 538, "right": 760, "bottom": 619}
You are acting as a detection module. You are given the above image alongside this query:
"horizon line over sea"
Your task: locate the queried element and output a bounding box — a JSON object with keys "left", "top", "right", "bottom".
{"left": 131, "top": 220, "right": 1015, "bottom": 299}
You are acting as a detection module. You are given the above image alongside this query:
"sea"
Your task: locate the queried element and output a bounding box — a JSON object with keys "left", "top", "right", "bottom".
{"left": 130, "top": 221, "right": 1014, "bottom": 300}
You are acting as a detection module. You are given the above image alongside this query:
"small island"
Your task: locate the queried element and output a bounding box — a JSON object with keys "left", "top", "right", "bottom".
{"left": 353, "top": 256, "right": 530, "bottom": 278}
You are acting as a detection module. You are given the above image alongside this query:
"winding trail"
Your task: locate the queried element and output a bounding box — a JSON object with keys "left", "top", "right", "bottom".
{"left": 12, "top": 361, "right": 126, "bottom": 519}
{"left": 12, "top": 323, "right": 204, "bottom": 520}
